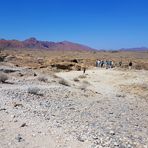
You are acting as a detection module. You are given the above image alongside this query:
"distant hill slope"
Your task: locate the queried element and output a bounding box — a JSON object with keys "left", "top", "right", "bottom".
{"left": 0, "top": 38, "right": 96, "bottom": 51}
{"left": 119, "top": 47, "right": 148, "bottom": 51}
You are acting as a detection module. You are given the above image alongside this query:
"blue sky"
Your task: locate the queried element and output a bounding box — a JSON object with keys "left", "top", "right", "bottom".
{"left": 0, "top": 0, "right": 148, "bottom": 49}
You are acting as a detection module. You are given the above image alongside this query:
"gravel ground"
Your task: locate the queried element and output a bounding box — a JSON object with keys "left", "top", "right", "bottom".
{"left": 0, "top": 66, "right": 148, "bottom": 148}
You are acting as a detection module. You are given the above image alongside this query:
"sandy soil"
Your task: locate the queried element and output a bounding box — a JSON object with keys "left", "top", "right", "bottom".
{"left": 0, "top": 65, "right": 148, "bottom": 148}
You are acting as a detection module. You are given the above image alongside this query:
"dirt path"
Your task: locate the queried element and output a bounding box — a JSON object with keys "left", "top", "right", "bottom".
{"left": 56, "top": 68, "right": 148, "bottom": 98}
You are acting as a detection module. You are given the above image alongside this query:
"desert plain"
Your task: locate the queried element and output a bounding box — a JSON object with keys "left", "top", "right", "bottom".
{"left": 0, "top": 49, "right": 148, "bottom": 148}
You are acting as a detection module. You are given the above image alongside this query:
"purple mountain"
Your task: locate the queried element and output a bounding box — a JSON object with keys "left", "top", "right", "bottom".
{"left": 0, "top": 38, "right": 96, "bottom": 51}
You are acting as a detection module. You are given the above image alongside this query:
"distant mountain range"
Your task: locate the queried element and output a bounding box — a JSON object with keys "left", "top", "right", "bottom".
{"left": 119, "top": 47, "right": 148, "bottom": 51}
{"left": 0, "top": 38, "right": 148, "bottom": 51}
{"left": 0, "top": 38, "right": 96, "bottom": 51}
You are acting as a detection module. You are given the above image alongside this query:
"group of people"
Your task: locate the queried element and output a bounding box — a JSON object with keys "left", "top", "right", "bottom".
{"left": 96, "top": 60, "right": 114, "bottom": 69}
{"left": 96, "top": 59, "right": 133, "bottom": 70}
{"left": 83, "top": 60, "right": 133, "bottom": 74}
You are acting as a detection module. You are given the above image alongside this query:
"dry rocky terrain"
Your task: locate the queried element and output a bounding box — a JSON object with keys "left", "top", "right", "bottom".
{"left": 0, "top": 50, "right": 148, "bottom": 148}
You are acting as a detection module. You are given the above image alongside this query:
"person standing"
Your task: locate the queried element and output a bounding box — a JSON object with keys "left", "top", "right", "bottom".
{"left": 101, "top": 60, "right": 104, "bottom": 68}
{"left": 106, "top": 60, "right": 109, "bottom": 69}
{"left": 119, "top": 61, "right": 122, "bottom": 67}
{"left": 96, "top": 60, "right": 98, "bottom": 67}
{"left": 97, "top": 60, "right": 101, "bottom": 67}
{"left": 83, "top": 67, "right": 86, "bottom": 74}
{"left": 129, "top": 61, "right": 133, "bottom": 69}
{"left": 111, "top": 60, "right": 114, "bottom": 68}
{"left": 108, "top": 60, "right": 112, "bottom": 68}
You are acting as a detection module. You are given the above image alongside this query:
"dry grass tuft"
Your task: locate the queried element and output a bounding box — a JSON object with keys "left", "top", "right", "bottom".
{"left": 82, "top": 80, "right": 90, "bottom": 85}
{"left": 52, "top": 74, "right": 60, "bottom": 78}
{"left": 59, "top": 78, "right": 70, "bottom": 86}
{"left": 73, "top": 77, "right": 79, "bottom": 82}
{"left": 78, "top": 75, "right": 86, "bottom": 79}
{"left": 79, "top": 80, "right": 90, "bottom": 90}
{"left": 27, "top": 87, "right": 40, "bottom": 95}
{"left": 38, "top": 76, "right": 48, "bottom": 82}
{"left": 0, "top": 73, "right": 8, "bottom": 83}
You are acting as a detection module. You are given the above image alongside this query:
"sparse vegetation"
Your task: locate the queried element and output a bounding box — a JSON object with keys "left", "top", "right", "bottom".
{"left": 59, "top": 78, "right": 70, "bottom": 86}
{"left": 27, "top": 87, "right": 40, "bottom": 95}
{"left": 79, "top": 80, "right": 90, "bottom": 90}
{"left": 38, "top": 76, "right": 48, "bottom": 82}
{"left": 0, "top": 73, "right": 8, "bottom": 83}
{"left": 1, "top": 48, "right": 148, "bottom": 70}
{"left": 82, "top": 80, "right": 90, "bottom": 85}
{"left": 0, "top": 55, "right": 5, "bottom": 62}
{"left": 73, "top": 77, "right": 79, "bottom": 82}
{"left": 78, "top": 75, "right": 86, "bottom": 79}
{"left": 79, "top": 83, "right": 87, "bottom": 90}
{"left": 52, "top": 74, "right": 59, "bottom": 78}
{"left": 110, "top": 50, "right": 119, "bottom": 53}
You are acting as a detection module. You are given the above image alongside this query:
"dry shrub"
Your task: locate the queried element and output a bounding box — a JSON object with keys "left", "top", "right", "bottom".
{"left": 134, "top": 64, "right": 148, "bottom": 70}
{"left": 52, "top": 74, "right": 59, "bottom": 78}
{"left": 79, "top": 80, "right": 90, "bottom": 90}
{"left": 79, "top": 83, "right": 87, "bottom": 90}
{"left": 27, "top": 87, "right": 40, "bottom": 95}
{"left": 37, "top": 58, "right": 44, "bottom": 64}
{"left": 59, "top": 78, "right": 70, "bottom": 86}
{"left": 73, "top": 77, "right": 79, "bottom": 82}
{"left": 83, "top": 80, "right": 90, "bottom": 85}
{"left": 78, "top": 75, "right": 86, "bottom": 79}
{"left": 134, "top": 64, "right": 143, "bottom": 70}
{"left": 38, "top": 76, "right": 48, "bottom": 82}
{"left": 120, "top": 83, "right": 148, "bottom": 98}
{"left": 0, "top": 73, "right": 8, "bottom": 83}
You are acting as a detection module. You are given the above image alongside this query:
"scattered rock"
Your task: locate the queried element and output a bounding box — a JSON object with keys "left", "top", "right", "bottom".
{"left": 0, "top": 128, "right": 5, "bottom": 132}
{"left": 109, "top": 112, "right": 114, "bottom": 114}
{"left": 20, "top": 123, "right": 27, "bottom": 127}
{"left": 116, "top": 94, "right": 125, "bottom": 98}
{"left": 114, "top": 142, "right": 119, "bottom": 146}
{"left": 14, "top": 119, "right": 18, "bottom": 122}
{"left": 15, "top": 134, "right": 24, "bottom": 142}
{"left": 127, "top": 144, "right": 132, "bottom": 148}
{"left": 11, "top": 115, "right": 16, "bottom": 118}
{"left": 0, "top": 108, "right": 6, "bottom": 111}
{"left": 109, "top": 130, "right": 115, "bottom": 135}
{"left": 32, "top": 134, "right": 36, "bottom": 137}
{"left": 18, "top": 73, "right": 24, "bottom": 77}
{"left": 34, "top": 73, "right": 37, "bottom": 76}
{"left": 77, "top": 136, "right": 85, "bottom": 142}
{"left": 13, "top": 102, "right": 23, "bottom": 108}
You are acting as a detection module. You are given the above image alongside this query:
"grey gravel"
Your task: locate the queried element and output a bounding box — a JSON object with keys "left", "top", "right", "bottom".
{"left": 0, "top": 65, "right": 148, "bottom": 148}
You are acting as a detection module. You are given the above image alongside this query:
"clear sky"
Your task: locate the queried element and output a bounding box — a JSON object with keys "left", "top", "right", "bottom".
{"left": 0, "top": 0, "right": 148, "bottom": 49}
